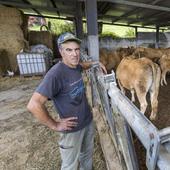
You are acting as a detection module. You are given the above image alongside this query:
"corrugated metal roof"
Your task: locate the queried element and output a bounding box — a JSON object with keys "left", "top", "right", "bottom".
{"left": 1, "top": 0, "right": 170, "bottom": 29}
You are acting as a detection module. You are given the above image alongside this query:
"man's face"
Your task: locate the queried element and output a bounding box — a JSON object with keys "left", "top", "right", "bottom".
{"left": 59, "top": 41, "right": 80, "bottom": 68}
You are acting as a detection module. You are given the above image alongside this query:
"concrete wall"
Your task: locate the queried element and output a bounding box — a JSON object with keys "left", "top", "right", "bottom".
{"left": 81, "top": 32, "right": 170, "bottom": 51}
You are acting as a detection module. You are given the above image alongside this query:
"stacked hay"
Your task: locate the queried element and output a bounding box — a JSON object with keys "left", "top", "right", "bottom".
{"left": 0, "top": 49, "right": 10, "bottom": 75}
{"left": 21, "top": 15, "right": 29, "bottom": 40}
{"left": 29, "top": 31, "right": 53, "bottom": 50}
{"left": 0, "top": 6, "right": 26, "bottom": 72}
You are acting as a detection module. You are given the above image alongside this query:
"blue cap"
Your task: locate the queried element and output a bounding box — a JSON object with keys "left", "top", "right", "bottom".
{"left": 57, "top": 32, "right": 81, "bottom": 46}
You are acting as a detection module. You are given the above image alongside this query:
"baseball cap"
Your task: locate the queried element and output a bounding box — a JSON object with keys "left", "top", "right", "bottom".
{"left": 57, "top": 32, "right": 81, "bottom": 46}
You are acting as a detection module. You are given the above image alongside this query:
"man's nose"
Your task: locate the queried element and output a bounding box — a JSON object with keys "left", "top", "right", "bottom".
{"left": 72, "top": 50, "right": 78, "bottom": 56}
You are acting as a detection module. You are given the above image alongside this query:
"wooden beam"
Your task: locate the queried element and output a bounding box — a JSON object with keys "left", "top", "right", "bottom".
{"left": 93, "top": 107, "right": 123, "bottom": 170}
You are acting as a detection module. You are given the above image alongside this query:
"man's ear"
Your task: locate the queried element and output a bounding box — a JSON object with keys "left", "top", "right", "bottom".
{"left": 59, "top": 47, "right": 62, "bottom": 53}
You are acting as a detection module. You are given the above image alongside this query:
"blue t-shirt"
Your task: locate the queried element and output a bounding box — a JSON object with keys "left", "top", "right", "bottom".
{"left": 36, "top": 62, "right": 93, "bottom": 132}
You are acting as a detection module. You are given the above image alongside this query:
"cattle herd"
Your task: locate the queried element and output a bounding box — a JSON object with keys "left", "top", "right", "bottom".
{"left": 99, "top": 46, "right": 170, "bottom": 120}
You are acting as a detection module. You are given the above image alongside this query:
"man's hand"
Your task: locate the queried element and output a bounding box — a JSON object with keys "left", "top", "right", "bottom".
{"left": 53, "top": 117, "right": 78, "bottom": 132}
{"left": 99, "top": 62, "right": 107, "bottom": 74}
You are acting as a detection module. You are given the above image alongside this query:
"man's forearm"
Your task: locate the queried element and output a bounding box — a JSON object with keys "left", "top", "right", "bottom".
{"left": 27, "top": 99, "right": 59, "bottom": 131}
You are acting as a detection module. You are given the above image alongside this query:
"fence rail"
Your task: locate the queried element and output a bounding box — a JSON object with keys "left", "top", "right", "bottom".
{"left": 89, "top": 65, "right": 170, "bottom": 170}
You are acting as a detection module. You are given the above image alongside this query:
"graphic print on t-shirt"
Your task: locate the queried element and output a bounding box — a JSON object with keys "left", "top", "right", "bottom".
{"left": 69, "top": 78, "right": 84, "bottom": 105}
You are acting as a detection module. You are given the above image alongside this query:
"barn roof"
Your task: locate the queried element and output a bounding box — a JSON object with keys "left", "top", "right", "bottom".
{"left": 1, "top": 0, "right": 170, "bottom": 29}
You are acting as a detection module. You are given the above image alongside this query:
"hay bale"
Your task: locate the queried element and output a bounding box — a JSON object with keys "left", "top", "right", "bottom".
{"left": 0, "top": 6, "right": 22, "bottom": 25}
{"left": 21, "top": 15, "right": 29, "bottom": 40}
{"left": 0, "top": 6, "right": 22, "bottom": 17}
{"left": 0, "top": 25, "right": 24, "bottom": 40}
{"left": 29, "top": 31, "right": 53, "bottom": 50}
{"left": 0, "top": 49, "right": 10, "bottom": 75}
{"left": 0, "top": 6, "right": 26, "bottom": 72}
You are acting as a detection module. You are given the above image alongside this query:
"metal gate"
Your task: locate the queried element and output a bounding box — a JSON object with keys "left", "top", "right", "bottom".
{"left": 83, "top": 53, "right": 170, "bottom": 170}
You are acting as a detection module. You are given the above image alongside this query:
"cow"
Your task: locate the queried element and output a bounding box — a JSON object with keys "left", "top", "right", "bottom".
{"left": 99, "top": 48, "right": 122, "bottom": 72}
{"left": 99, "top": 47, "right": 135, "bottom": 73}
{"left": 116, "top": 56, "right": 161, "bottom": 120}
{"left": 116, "top": 46, "right": 135, "bottom": 58}
{"left": 133, "top": 47, "right": 163, "bottom": 62}
{"left": 159, "top": 54, "right": 170, "bottom": 86}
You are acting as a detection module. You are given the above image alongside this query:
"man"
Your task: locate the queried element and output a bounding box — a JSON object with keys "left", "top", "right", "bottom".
{"left": 27, "top": 32, "right": 107, "bottom": 170}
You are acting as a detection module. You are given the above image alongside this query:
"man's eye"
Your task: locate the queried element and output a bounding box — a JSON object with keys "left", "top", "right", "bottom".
{"left": 66, "top": 48, "right": 72, "bottom": 52}
{"left": 76, "top": 48, "right": 80, "bottom": 52}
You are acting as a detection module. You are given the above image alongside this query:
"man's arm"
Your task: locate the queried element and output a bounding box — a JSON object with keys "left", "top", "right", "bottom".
{"left": 79, "top": 61, "right": 107, "bottom": 74}
{"left": 27, "top": 92, "right": 78, "bottom": 131}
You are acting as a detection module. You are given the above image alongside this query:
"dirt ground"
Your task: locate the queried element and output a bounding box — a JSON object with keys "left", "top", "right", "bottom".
{"left": 0, "top": 76, "right": 106, "bottom": 170}
{"left": 1, "top": 75, "right": 170, "bottom": 170}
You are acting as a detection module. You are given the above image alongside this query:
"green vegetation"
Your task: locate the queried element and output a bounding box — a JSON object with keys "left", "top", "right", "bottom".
{"left": 29, "top": 25, "right": 41, "bottom": 31}
{"left": 125, "top": 28, "right": 135, "bottom": 37}
{"left": 28, "top": 17, "right": 159, "bottom": 38}
{"left": 102, "top": 24, "right": 130, "bottom": 37}
{"left": 99, "top": 32, "right": 119, "bottom": 39}
{"left": 47, "top": 18, "right": 74, "bottom": 35}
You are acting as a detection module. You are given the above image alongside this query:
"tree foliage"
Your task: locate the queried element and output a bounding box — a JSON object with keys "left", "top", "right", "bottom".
{"left": 125, "top": 28, "right": 135, "bottom": 37}
{"left": 47, "top": 19, "right": 74, "bottom": 35}
{"left": 99, "top": 32, "right": 120, "bottom": 39}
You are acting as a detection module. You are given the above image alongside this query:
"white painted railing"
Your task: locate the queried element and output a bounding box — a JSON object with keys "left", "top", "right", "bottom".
{"left": 90, "top": 65, "right": 170, "bottom": 170}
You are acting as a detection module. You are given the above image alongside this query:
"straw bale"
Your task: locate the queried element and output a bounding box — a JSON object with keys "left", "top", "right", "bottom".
{"left": 21, "top": 15, "right": 29, "bottom": 40}
{"left": 29, "top": 31, "right": 53, "bottom": 50}
{"left": 0, "top": 7, "right": 22, "bottom": 25}
{"left": 0, "top": 49, "right": 10, "bottom": 75}
{"left": 0, "top": 7, "right": 26, "bottom": 72}
{"left": 0, "top": 25, "right": 24, "bottom": 41}
{"left": 0, "top": 7, "right": 22, "bottom": 18}
{"left": 0, "top": 16, "right": 23, "bottom": 26}
{"left": 6, "top": 39, "right": 25, "bottom": 71}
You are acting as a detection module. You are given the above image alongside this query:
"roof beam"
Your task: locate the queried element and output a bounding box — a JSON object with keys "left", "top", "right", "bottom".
{"left": 25, "top": 13, "right": 74, "bottom": 21}
{"left": 49, "top": 0, "right": 60, "bottom": 16}
{"left": 89, "top": 0, "right": 170, "bottom": 12}
{"left": 98, "top": 2, "right": 110, "bottom": 14}
{"left": 22, "top": 0, "right": 42, "bottom": 16}
{"left": 0, "top": 1, "right": 74, "bottom": 16}
{"left": 111, "top": 0, "right": 164, "bottom": 23}
{"left": 152, "top": 0, "right": 163, "bottom": 5}
{"left": 128, "top": 11, "right": 166, "bottom": 25}
{"left": 142, "top": 11, "right": 170, "bottom": 26}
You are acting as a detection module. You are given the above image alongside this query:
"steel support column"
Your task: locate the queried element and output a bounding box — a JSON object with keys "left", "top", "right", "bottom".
{"left": 85, "top": 0, "right": 99, "bottom": 61}
{"left": 156, "top": 26, "right": 159, "bottom": 48}
{"left": 75, "top": 2, "right": 83, "bottom": 39}
{"left": 135, "top": 27, "right": 138, "bottom": 47}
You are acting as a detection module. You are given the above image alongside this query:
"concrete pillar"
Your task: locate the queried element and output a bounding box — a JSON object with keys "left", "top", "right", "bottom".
{"left": 85, "top": 0, "right": 99, "bottom": 61}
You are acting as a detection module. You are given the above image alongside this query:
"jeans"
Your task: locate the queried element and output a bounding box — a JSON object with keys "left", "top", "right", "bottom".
{"left": 58, "top": 121, "right": 94, "bottom": 170}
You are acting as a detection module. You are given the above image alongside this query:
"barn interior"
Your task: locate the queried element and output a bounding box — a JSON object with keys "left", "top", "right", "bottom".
{"left": 1, "top": 1, "right": 170, "bottom": 170}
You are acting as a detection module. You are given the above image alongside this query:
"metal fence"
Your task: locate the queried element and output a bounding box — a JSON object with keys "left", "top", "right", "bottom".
{"left": 88, "top": 63, "right": 170, "bottom": 170}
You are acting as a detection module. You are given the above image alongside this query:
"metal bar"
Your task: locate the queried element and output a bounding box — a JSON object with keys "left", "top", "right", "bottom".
{"left": 111, "top": 0, "right": 163, "bottom": 23}
{"left": 94, "top": 69, "right": 139, "bottom": 170}
{"left": 128, "top": 11, "right": 167, "bottom": 25}
{"left": 49, "top": 0, "right": 60, "bottom": 16}
{"left": 135, "top": 27, "right": 138, "bottom": 47}
{"left": 108, "top": 83, "right": 157, "bottom": 150}
{"left": 24, "top": 13, "right": 74, "bottom": 21}
{"left": 75, "top": 2, "right": 83, "bottom": 39}
{"left": 21, "top": 0, "right": 42, "bottom": 15}
{"left": 156, "top": 26, "right": 159, "bottom": 48}
{"left": 96, "top": 0, "right": 170, "bottom": 12}
{"left": 0, "top": 1, "right": 73, "bottom": 16}
{"left": 107, "top": 82, "right": 170, "bottom": 170}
